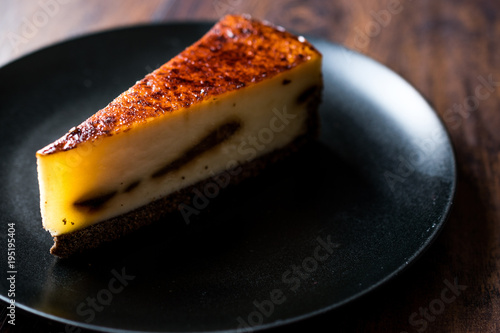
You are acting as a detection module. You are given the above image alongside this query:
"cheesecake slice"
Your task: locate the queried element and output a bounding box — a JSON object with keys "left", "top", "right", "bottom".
{"left": 36, "top": 14, "right": 323, "bottom": 258}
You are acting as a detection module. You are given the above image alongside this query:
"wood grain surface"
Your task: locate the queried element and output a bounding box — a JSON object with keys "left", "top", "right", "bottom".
{"left": 1, "top": 0, "right": 499, "bottom": 332}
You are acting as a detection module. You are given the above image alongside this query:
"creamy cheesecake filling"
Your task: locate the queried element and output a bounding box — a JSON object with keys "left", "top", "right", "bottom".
{"left": 151, "top": 120, "right": 241, "bottom": 178}
{"left": 72, "top": 119, "right": 242, "bottom": 213}
{"left": 37, "top": 58, "right": 321, "bottom": 236}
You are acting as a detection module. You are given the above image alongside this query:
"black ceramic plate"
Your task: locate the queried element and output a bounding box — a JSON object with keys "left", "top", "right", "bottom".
{"left": 0, "top": 23, "right": 455, "bottom": 332}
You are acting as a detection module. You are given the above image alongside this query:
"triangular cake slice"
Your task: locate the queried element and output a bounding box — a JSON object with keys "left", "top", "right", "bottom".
{"left": 36, "top": 14, "right": 323, "bottom": 258}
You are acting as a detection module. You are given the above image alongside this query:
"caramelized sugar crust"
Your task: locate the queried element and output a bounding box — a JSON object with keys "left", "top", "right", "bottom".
{"left": 37, "top": 14, "right": 320, "bottom": 155}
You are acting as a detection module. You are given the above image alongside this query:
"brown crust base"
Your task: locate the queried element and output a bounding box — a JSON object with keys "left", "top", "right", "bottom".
{"left": 50, "top": 88, "right": 322, "bottom": 258}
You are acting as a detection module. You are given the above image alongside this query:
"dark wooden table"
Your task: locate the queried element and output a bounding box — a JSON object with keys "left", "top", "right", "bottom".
{"left": 1, "top": 0, "right": 499, "bottom": 332}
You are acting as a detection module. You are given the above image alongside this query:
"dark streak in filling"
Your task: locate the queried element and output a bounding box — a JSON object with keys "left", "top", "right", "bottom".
{"left": 74, "top": 191, "right": 117, "bottom": 212}
{"left": 151, "top": 120, "right": 241, "bottom": 178}
{"left": 297, "top": 85, "right": 318, "bottom": 104}
{"left": 72, "top": 120, "right": 241, "bottom": 214}
{"left": 282, "top": 79, "right": 291, "bottom": 85}
{"left": 124, "top": 180, "right": 141, "bottom": 193}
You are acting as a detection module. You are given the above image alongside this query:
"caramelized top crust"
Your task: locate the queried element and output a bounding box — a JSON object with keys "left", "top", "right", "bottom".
{"left": 38, "top": 14, "right": 321, "bottom": 155}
